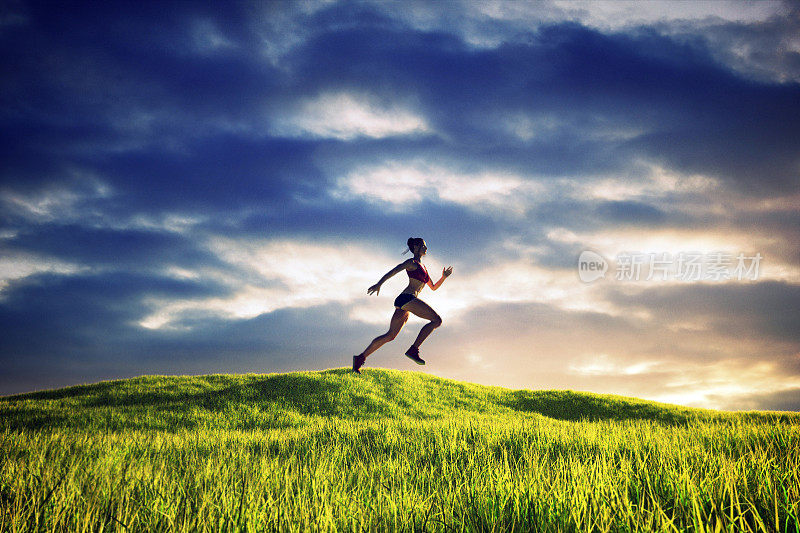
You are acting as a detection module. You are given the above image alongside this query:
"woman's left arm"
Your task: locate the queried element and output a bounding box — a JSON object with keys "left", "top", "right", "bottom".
{"left": 429, "top": 266, "right": 453, "bottom": 291}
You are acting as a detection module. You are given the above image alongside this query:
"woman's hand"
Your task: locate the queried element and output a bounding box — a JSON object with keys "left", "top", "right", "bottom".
{"left": 367, "top": 283, "right": 381, "bottom": 295}
{"left": 442, "top": 266, "right": 453, "bottom": 278}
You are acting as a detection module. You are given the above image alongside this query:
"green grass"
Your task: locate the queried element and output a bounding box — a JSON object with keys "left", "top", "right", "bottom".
{"left": 1, "top": 368, "right": 799, "bottom": 531}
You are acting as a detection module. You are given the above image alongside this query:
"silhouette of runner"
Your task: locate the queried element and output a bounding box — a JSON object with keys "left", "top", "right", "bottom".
{"left": 353, "top": 237, "right": 453, "bottom": 373}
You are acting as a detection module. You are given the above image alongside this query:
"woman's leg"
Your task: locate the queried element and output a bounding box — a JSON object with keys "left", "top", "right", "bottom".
{"left": 401, "top": 298, "right": 442, "bottom": 349}
{"left": 360, "top": 308, "right": 409, "bottom": 359}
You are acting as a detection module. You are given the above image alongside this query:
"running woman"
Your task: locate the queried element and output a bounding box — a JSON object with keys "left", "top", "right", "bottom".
{"left": 352, "top": 237, "right": 453, "bottom": 373}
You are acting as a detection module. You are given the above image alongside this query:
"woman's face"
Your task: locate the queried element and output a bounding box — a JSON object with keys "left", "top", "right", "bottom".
{"left": 418, "top": 241, "right": 427, "bottom": 256}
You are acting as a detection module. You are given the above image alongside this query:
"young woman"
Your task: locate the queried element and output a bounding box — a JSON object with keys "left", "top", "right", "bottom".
{"left": 352, "top": 237, "right": 453, "bottom": 373}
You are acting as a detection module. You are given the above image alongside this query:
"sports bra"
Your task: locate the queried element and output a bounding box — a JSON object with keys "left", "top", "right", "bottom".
{"left": 407, "top": 259, "right": 430, "bottom": 284}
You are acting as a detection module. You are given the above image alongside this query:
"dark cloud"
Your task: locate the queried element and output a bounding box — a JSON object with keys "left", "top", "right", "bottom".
{"left": 4, "top": 4, "right": 798, "bottom": 215}
{"left": 594, "top": 200, "right": 666, "bottom": 225}
{"left": 93, "top": 136, "right": 324, "bottom": 213}
{"left": 284, "top": 20, "right": 799, "bottom": 191}
{"left": 0, "top": 270, "right": 229, "bottom": 393}
{"left": 657, "top": 1, "right": 800, "bottom": 83}
{"left": 0, "top": 274, "right": 374, "bottom": 395}
{"left": 0, "top": 271, "right": 226, "bottom": 347}
{"left": 4, "top": 224, "right": 223, "bottom": 272}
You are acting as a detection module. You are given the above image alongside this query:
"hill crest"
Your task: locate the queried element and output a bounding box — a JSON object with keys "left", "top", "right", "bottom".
{"left": 1, "top": 368, "right": 795, "bottom": 432}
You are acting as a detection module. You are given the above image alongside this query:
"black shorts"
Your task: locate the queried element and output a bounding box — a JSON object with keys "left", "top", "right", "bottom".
{"left": 394, "top": 293, "right": 417, "bottom": 309}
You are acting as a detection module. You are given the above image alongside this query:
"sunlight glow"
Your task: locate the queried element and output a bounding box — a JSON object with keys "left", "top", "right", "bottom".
{"left": 650, "top": 359, "right": 800, "bottom": 409}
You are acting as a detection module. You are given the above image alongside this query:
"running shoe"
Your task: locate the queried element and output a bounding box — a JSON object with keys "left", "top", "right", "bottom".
{"left": 352, "top": 354, "right": 366, "bottom": 374}
{"left": 404, "top": 346, "right": 426, "bottom": 365}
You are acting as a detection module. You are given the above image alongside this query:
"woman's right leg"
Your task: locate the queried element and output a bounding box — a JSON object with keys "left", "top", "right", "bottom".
{"left": 360, "top": 308, "right": 409, "bottom": 359}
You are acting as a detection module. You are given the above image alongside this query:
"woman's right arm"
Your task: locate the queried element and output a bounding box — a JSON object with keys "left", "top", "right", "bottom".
{"left": 368, "top": 261, "right": 411, "bottom": 295}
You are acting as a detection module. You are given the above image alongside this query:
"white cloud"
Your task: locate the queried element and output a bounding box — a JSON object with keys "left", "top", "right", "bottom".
{"left": 251, "top": 0, "right": 335, "bottom": 67}
{"left": 138, "top": 238, "right": 401, "bottom": 329}
{"left": 125, "top": 213, "right": 207, "bottom": 235}
{"left": 334, "top": 161, "right": 545, "bottom": 215}
{"left": 0, "top": 253, "right": 88, "bottom": 296}
{"left": 0, "top": 178, "right": 210, "bottom": 238}
{"left": 501, "top": 113, "right": 564, "bottom": 142}
{"left": 369, "top": 0, "right": 787, "bottom": 49}
{"left": 0, "top": 175, "right": 113, "bottom": 223}
{"left": 271, "top": 92, "right": 430, "bottom": 140}
{"left": 550, "top": 0, "right": 787, "bottom": 28}
{"left": 251, "top": 1, "right": 796, "bottom": 82}
{"left": 136, "top": 235, "right": 623, "bottom": 331}
{"left": 336, "top": 164, "right": 427, "bottom": 206}
{"left": 569, "top": 163, "right": 720, "bottom": 203}
{"left": 569, "top": 352, "right": 661, "bottom": 376}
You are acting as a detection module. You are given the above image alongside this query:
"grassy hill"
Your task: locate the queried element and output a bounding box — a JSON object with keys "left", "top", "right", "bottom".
{"left": 2, "top": 369, "right": 799, "bottom": 532}
{"left": 2, "top": 368, "right": 794, "bottom": 433}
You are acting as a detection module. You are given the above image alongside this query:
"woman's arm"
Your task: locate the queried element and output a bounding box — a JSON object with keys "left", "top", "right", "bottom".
{"left": 428, "top": 266, "right": 453, "bottom": 291}
{"left": 368, "top": 260, "right": 412, "bottom": 295}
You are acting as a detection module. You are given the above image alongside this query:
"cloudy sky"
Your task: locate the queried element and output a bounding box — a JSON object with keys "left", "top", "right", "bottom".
{"left": 1, "top": 1, "right": 798, "bottom": 410}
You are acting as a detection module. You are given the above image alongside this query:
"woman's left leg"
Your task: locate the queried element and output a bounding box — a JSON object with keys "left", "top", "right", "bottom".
{"left": 401, "top": 298, "right": 442, "bottom": 349}
{"left": 359, "top": 308, "right": 409, "bottom": 359}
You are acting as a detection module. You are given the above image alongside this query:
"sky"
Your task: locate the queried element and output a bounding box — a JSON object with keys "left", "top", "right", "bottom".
{"left": 1, "top": 0, "right": 799, "bottom": 410}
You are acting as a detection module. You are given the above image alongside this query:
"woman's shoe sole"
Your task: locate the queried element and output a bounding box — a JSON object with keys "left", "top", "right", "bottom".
{"left": 405, "top": 353, "right": 426, "bottom": 365}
